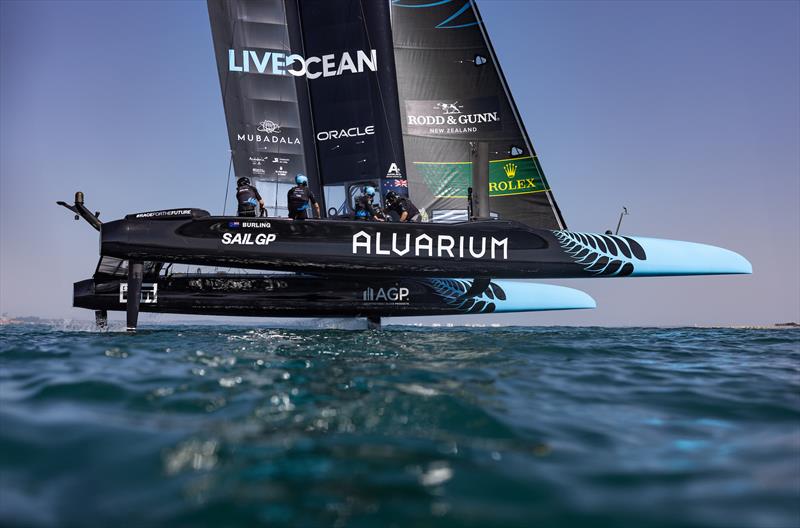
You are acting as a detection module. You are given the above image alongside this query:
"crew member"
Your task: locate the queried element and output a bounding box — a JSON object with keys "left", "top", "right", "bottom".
{"left": 236, "top": 177, "right": 265, "bottom": 217}
{"left": 287, "top": 174, "right": 320, "bottom": 220}
{"left": 384, "top": 190, "right": 421, "bottom": 222}
{"left": 354, "top": 186, "right": 384, "bottom": 221}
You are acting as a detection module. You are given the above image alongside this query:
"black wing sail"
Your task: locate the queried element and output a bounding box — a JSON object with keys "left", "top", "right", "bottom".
{"left": 207, "top": 0, "right": 321, "bottom": 215}
{"left": 391, "top": 0, "right": 567, "bottom": 229}
{"left": 296, "top": 0, "right": 406, "bottom": 215}
{"left": 208, "top": 0, "right": 407, "bottom": 217}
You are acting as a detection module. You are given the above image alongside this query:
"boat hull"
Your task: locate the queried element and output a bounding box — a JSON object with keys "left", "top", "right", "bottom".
{"left": 99, "top": 211, "right": 751, "bottom": 279}
{"left": 74, "top": 274, "right": 596, "bottom": 317}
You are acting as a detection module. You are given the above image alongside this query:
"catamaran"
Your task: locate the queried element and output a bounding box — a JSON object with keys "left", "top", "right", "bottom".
{"left": 59, "top": 0, "right": 751, "bottom": 330}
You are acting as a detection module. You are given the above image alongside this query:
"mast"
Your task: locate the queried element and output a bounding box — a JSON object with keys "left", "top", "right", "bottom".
{"left": 471, "top": 141, "right": 489, "bottom": 219}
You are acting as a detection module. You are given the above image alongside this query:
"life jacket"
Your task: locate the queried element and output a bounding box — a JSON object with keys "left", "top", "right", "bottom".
{"left": 397, "top": 198, "right": 420, "bottom": 220}
{"left": 236, "top": 184, "right": 259, "bottom": 207}
{"left": 287, "top": 185, "right": 311, "bottom": 212}
{"left": 354, "top": 195, "right": 374, "bottom": 218}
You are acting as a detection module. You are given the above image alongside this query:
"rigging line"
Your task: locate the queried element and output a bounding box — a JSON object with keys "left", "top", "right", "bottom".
{"left": 222, "top": 151, "right": 233, "bottom": 215}
{"left": 220, "top": 6, "right": 237, "bottom": 104}
{"left": 216, "top": 150, "right": 234, "bottom": 272}
{"left": 359, "top": 0, "right": 400, "bottom": 165}
{"left": 218, "top": 5, "right": 238, "bottom": 221}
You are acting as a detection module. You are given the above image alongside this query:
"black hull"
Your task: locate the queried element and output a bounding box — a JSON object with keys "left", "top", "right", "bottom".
{"left": 98, "top": 210, "right": 752, "bottom": 280}
{"left": 74, "top": 275, "right": 486, "bottom": 317}
{"left": 100, "top": 213, "right": 593, "bottom": 278}
{"left": 73, "top": 273, "right": 596, "bottom": 318}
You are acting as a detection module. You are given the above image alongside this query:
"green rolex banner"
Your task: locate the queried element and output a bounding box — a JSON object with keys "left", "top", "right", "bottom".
{"left": 489, "top": 157, "right": 548, "bottom": 197}
{"left": 414, "top": 156, "right": 549, "bottom": 199}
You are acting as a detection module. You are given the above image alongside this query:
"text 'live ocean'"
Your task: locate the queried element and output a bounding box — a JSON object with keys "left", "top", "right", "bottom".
{"left": 228, "top": 49, "right": 378, "bottom": 79}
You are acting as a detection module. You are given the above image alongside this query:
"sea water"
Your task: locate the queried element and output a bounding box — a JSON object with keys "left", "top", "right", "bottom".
{"left": 1, "top": 324, "right": 798, "bottom": 528}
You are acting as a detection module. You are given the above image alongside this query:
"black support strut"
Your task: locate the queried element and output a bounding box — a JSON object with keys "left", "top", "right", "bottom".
{"left": 95, "top": 310, "right": 108, "bottom": 330}
{"left": 470, "top": 142, "right": 489, "bottom": 220}
{"left": 126, "top": 260, "right": 143, "bottom": 331}
{"left": 367, "top": 316, "right": 381, "bottom": 330}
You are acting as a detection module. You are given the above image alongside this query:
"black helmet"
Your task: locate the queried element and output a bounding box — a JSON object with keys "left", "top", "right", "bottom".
{"left": 237, "top": 177, "right": 250, "bottom": 187}
{"left": 385, "top": 190, "right": 399, "bottom": 204}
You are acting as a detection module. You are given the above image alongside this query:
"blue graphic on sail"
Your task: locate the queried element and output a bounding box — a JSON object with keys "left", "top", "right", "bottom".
{"left": 392, "top": 1, "right": 479, "bottom": 29}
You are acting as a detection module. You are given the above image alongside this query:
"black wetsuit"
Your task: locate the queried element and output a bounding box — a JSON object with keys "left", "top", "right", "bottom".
{"left": 385, "top": 197, "right": 420, "bottom": 222}
{"left": 354, "top": 195, "right": 379, "bottom": 220}
{"left": 236, "top": 184, "right": 263, "bottom": 217}
{"left": 286, "top": 185, "right": 317, "bottom": 220}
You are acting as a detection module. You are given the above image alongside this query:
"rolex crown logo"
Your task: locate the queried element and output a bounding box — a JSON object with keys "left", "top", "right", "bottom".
{"left": 503, "top": 163, "right": 517, "bottom": 178}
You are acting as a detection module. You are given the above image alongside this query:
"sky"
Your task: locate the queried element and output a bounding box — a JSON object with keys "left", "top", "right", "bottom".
{"left": 1, "top": 0, "right": 798, "bottom": 326}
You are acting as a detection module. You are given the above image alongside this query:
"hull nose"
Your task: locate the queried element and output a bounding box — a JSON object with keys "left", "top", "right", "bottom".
{"left": 496, "top": 281, "right": 597, "bottom": 312}
{"left": 629, "top": 237, "right": 752, "bottom": 276}
{"left": 99, "top": 219, "right": 130, "bottom": 257}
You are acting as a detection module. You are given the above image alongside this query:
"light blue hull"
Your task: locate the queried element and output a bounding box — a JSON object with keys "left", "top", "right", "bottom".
{"left": 481, "top": 280, "right": 596, "bottom": 312}
{"left": 553, "top": 231, "right": 752, "bottom": 278}
{"left": 627, "top": 237, "right": 752, "bottom": 276}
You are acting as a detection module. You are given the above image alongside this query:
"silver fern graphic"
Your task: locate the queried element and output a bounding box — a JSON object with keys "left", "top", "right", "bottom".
{"left": 553, "top": 231, "right": 647, "bottom": 277}
{"left": 426, "top": 279, "right": 506, "bottom": 314}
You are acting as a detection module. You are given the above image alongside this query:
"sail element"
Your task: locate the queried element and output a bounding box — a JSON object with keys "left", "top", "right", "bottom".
{"left": 296, "top": 0, "right": 407, "bottom": 212}
{"left": 208, "top": 0, "right": 408, "bottom": 216}
{"left": 208, "top": 0, "right": 565, "bottom": 226}
{"left": 207, "top": 0, "right": 321, "bottom": 216}
{"left": 391, "top": 0, "right": 567, "bottom": 228}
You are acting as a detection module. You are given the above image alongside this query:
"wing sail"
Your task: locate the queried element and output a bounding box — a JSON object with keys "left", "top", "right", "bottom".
{"left": 391, "top": 0, "right": 566, "bottom": 228}
{"left": 207, "top": 0, "right": 320, "bottom": 216}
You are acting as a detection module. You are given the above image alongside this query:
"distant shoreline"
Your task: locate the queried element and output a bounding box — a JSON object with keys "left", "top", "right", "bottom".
{"left": 2, "top": 316, "right": 798, "bottom": 330}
